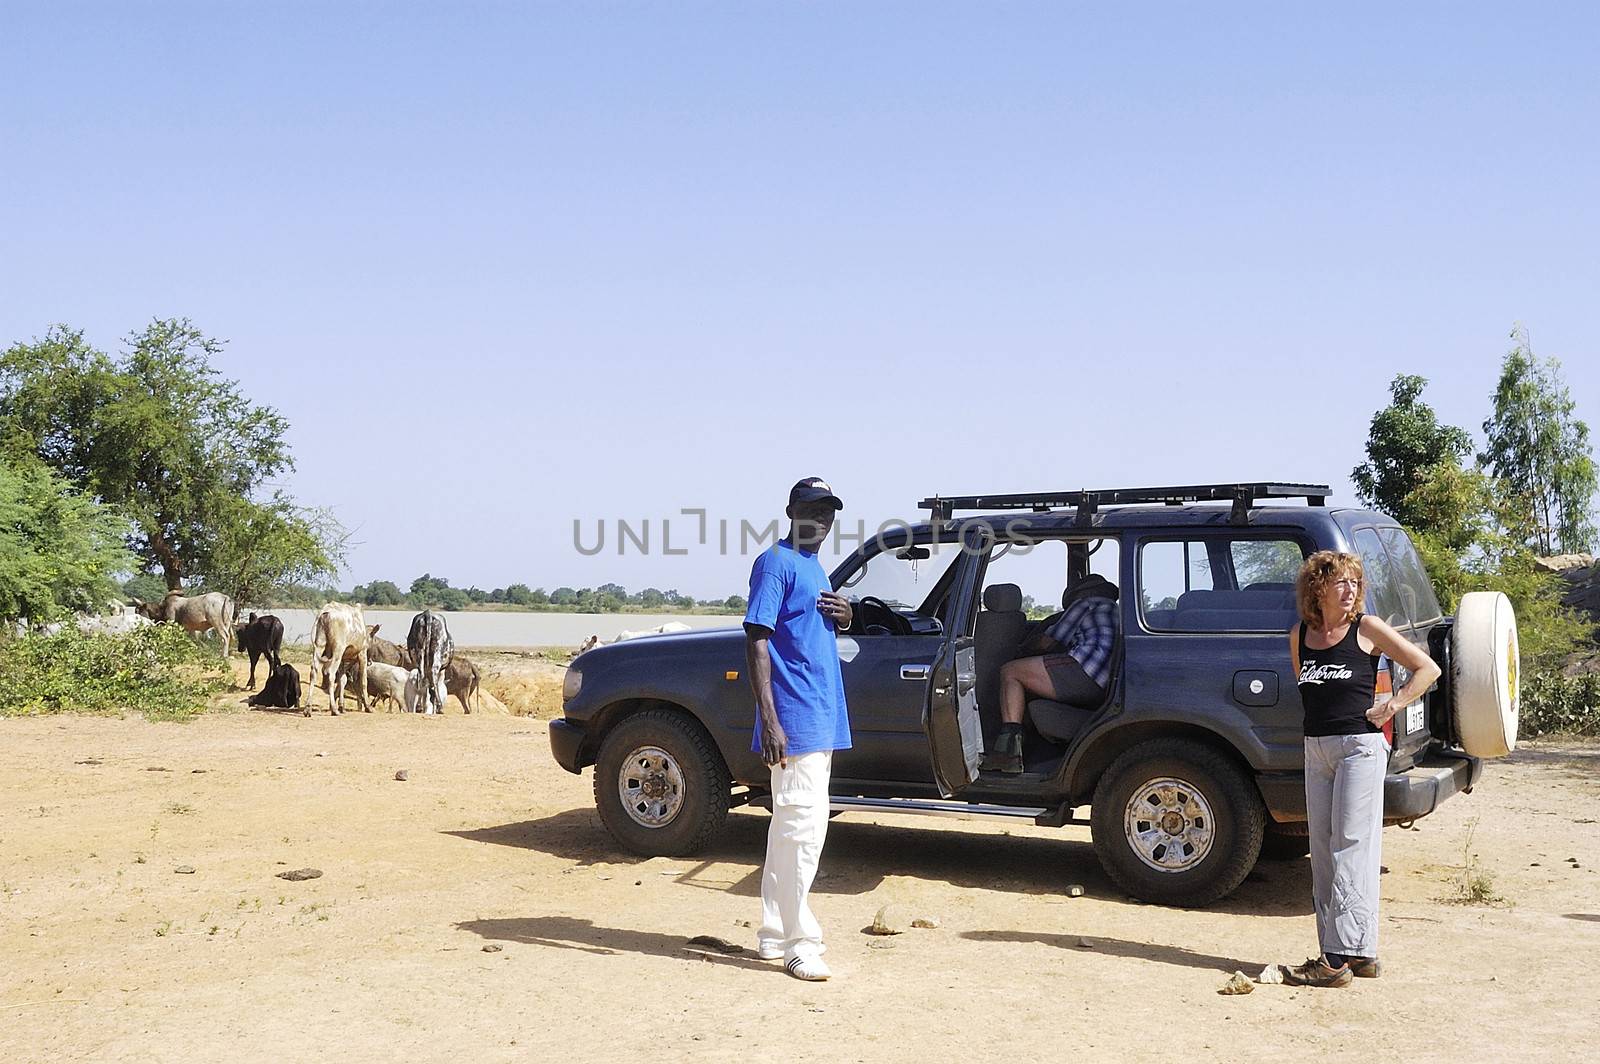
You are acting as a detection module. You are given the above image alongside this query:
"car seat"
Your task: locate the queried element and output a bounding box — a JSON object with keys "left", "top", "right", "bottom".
{"left": 974, "top": 582, "right": 1027, "bottom": 748}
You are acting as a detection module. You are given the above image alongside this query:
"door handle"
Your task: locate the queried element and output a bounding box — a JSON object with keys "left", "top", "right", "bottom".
{"left": 900, "top": 664, "right": 931, "bottom": 681}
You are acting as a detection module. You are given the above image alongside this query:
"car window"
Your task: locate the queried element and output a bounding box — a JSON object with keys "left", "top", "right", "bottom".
{"left": 1139, "top": 536, "right": 1304, "bottom": 632}
{"left": 836, "top": 539, "right": 961, "bottom": 616}
{"left": 1351, "top": 527, "right": 1409, "bottom": 629}
{"left": 981, "top": 537, "right": 1120, "bottom": 620}
{"left": 1377, "top": 526, "right": 1443, "bottom": 626}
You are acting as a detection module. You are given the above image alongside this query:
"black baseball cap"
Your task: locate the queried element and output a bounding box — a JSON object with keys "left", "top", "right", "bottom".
{"left": 789, "top": 476, "right": 843, "bottom": 510}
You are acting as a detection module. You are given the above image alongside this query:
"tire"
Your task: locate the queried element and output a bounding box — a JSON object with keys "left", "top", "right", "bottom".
{"left": 593, "top": 708, "right": 731, "bottom": 858}
{"left": 1090, "top": 738, "right": 1265, "bottom": 906}
{"left": 1451, "top": 591, "right": 1520, "bottom": 758}
{"left": 1260, "top": 831, "right": 1312, "bottom": 860}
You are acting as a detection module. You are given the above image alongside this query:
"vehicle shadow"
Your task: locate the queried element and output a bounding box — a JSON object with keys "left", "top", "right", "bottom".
{"left": 453, "top": 916, "right": 776, "bottom": 972}
{"left": 446, "top": 809, "right": 1315, "bottom": 914}
{"left": 959, "top": 929, "right": 1259, "bottom": 973}
{"left": 1565, "top": 913, "right": 1600, "bottom": 923}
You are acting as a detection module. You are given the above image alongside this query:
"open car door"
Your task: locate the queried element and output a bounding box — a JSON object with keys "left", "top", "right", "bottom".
{"left": 922, "top": 524, "right": 987, "bottom": 797}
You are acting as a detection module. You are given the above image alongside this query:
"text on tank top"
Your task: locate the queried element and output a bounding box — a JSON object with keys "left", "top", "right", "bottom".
{"left": 1297, "top": 615, "right": 1381, "bottom": 737}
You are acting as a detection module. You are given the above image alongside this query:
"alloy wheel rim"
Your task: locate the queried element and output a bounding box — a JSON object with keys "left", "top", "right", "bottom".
{"left": 618, "top": 745, "right": 686, "bottom": 828}
{"left": 1123, "top": 776, "right": 1215, "bottom": 873}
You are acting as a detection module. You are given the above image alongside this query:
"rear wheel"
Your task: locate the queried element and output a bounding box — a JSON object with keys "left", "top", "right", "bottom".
{"left": 594, "top": 709, "right": 731, "bottom": 857}
{"left": 1090, "top": 738, "right": 1265, "bottom": 906}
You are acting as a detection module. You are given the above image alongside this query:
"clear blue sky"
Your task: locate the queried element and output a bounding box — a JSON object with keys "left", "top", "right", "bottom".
{"left": 3, "top": 3, "right": 1596, "bottom": 597}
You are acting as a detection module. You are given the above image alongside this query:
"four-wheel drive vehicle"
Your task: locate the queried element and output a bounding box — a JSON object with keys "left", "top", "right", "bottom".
{"left": 550, "top": 482, "right": 1521, "bottom": 905}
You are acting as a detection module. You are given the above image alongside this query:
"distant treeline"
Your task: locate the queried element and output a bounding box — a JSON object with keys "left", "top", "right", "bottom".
{"left": 121, "top": 571, "right": 747, "bottom": 615}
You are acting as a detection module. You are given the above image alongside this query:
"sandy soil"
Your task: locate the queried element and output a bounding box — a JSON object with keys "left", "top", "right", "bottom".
{"left": 2, "top": 666, "right": 1597, "bottom": 1063}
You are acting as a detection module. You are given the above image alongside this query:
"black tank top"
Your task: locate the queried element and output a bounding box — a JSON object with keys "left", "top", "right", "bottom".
{"left": 1297, "top": 615, "right": 1381, "bottom": 737}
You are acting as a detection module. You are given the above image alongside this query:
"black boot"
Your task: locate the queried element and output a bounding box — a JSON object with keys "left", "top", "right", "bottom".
{"left": 980, "top": 727, "right": 1024, "bottom": 774}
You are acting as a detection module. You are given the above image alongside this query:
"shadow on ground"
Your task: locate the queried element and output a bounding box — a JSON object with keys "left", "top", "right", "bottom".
{"left": 454, "top": 916, "right": 776, "bottom": 972}
{"left": 959, "top": 929, "right": 1259, "bottom": 973}
{"left": 447, "top": 808, "right": 1315, "bottom": 915}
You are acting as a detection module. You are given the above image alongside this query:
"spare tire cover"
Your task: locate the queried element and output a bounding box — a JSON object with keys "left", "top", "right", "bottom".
{"left": 1450, "top": 591, "right": 1519, "bottom": 758}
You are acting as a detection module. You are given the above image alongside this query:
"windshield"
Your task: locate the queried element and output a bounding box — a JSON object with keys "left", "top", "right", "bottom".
{"left": 837, "top": 540, "right": 962, "bottom": 613}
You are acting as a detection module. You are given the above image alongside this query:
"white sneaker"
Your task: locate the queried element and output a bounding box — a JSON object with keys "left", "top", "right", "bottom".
{"left": 756, "top": 945, "right": 784, "bottom": 961}
{"left": 784, "top": 955, "right": 831, "bottom": 981}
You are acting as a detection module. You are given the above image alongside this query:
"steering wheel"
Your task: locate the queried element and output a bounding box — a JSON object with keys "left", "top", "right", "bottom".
{"left": 857, "top": 596, "right": 914, "bottom": 637}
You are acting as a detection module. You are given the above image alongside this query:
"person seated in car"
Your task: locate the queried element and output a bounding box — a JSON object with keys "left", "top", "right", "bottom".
{"left": 981, "top": 574, "right": 1120, "bottom": 774}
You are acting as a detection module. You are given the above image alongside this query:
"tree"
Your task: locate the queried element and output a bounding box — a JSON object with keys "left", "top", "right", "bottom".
{"left": 549, "top": 587, "right": 578, "bottom": 606}
{"left": 723, "top": 594, "right": 747, "bottom": 611}
{"left": 1352, "top": 374, "right": 1472, "bottom": 526}
{"left": 353, "top": 580, "right": 405, "bottom": 606}
{"left": 1479, "top": 328, "right": 1598, "bottom": 555}
{"left": 409, "top": 573, "right": 452, "bottom": 601}
{"left": 0, "top": 459, "right": 134, "bottom": 623}
{"left": 637, "top": 587, "right": 667, "bottom": 608}
{"left": 436, "top": 586, "right": 472, "bottom": 611}
{"left": 504, "top": 582, "right": 538, "bottom": 606}
{"left": 122, "top": 572, "right": 169, "bottom": 604}
{"left": 0, "top": 322, "right": 344, "bottom": 596}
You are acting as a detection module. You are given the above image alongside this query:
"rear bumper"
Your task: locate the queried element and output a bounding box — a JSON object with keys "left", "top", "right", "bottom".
{"left": 1258, "top": 748, "right": 1483, "bottom": 825}
{"left": 549, "top": 718, "right": 587, "bottom": 775}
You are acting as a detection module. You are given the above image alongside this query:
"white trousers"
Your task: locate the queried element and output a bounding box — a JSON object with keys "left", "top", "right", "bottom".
{"left": 758, "top": 751, "right": 832, "bottom": 962}
{"left": 1304, "top": 733, "right": 1388, "bottom": 959}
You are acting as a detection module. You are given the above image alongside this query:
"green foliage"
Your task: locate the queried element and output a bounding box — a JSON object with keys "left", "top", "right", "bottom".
{"left": 122, "top": 572, "right": 170, "bottom": 604}
{"left": 1352, "top": 374, "right": 1472, "bottom": 525}
{"left": 723, "top": 594, "right": 747, "bottom": 611}
{"left": 1520, "top": 673, "right": 1600, "bottom": 737}
{"left": 504, "top": 583, "right": 540, "bottom": 606}
{"left": 1402, "top": 461, "right": 1586, "bottom": 671}
{"left": 352, "top": 580, "right": 405, "bottom": 606}
{"left": 0, "top": 459, "right": 134, "bottom": 624}
{"left": 0, "top": 624, "right": 228, "bottom": 721}
{"left": 0, "top": 322, "right": 345, "bottom": 597}
{"left": 1480, "top": 329, "right": 1598, "bottom": 555}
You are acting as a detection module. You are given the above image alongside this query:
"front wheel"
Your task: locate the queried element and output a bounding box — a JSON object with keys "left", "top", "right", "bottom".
{"left": 1090, "top": 738, "right": 1265, "bottom": 906}
{"left": 593, "top": 709, "right": 731, "bottom": 857}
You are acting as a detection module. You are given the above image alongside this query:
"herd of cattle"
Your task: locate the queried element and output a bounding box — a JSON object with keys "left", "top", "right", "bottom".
{"left": 127, "top": 590, "right": 481, "bottom": 718}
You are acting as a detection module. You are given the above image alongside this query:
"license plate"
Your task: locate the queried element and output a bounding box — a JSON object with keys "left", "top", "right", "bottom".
{"left": 1406, "top": 702, "right": 1425, "bottom": 735}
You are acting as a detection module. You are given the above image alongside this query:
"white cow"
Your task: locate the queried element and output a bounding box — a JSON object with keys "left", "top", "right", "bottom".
{"left": 133, "top": 591, "right": 237, "bottom": 656}
{"left": 610, "top": 622, "right": 692, "bottom": 644}
{"left": 308, "top": 602, "right": 370, "bottom": 716}
{"left": 362, "top": 661, "right": 413, "bottom": 713}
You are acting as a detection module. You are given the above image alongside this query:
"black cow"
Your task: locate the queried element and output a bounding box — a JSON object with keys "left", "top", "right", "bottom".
{"left": 248, "top": 663, "right": 301, "bottom": 710}
{"left": 234, "top": 612, "right": 285, "bottom": 690}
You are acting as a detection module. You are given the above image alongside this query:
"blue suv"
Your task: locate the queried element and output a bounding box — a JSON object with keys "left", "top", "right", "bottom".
{"left": 551, "top": 483, "right": 1504, "bottom": 905}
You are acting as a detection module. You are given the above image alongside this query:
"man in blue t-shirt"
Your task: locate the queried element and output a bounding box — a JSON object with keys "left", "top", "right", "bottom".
{"left": 744, "top": 476, "right": 853, "bottom": 981}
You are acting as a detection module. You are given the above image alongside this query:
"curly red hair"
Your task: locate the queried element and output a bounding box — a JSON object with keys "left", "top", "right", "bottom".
{"left": 1295, "top": 550, "right": 1364, "bottom": 626}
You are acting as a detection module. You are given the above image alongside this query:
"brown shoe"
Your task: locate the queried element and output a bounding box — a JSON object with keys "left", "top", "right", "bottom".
{"left": 980, "top": 732, "right": 1024, "bottom": 774}
{"left": 1348, "top": 957, "right": 1381, "bottom": 979}
{"left": 1282, "top": 956, "right": 1353, "bottom": 988}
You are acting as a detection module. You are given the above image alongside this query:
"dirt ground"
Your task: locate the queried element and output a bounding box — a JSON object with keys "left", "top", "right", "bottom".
{"left": 2, "top": 659, "right": 1597, "bottom": 1063}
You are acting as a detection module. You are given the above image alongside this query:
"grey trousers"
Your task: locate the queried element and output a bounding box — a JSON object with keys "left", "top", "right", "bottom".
{"left": 1304, "top": 733, "right": 1389, "bottom": 959}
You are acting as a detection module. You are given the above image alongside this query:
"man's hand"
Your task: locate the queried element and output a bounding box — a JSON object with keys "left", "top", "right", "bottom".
{"left": 818, "top": 591, "right": 852, "bottom": 630}
{"left": 760, "top": 718, "right": 788, "bottom": 767}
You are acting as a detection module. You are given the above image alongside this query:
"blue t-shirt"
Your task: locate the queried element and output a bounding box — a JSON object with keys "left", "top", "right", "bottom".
{"left": 743, "top": 540, "right": 852, "bottom": 757}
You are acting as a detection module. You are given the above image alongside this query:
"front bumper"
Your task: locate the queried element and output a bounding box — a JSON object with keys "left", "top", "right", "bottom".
{"left": 1259, "top": 748, "right": 1483, "bottom": 825}
{"left": 549, "top": 718, "right": 587, "bottom": 775}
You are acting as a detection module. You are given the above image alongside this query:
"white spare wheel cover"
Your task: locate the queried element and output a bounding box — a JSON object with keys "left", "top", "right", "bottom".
{"left": 1450, "top": 591, "right": 1519, "bottom": 758}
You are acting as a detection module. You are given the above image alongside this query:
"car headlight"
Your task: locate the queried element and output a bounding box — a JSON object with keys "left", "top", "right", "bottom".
{"left": 563, "top": 666, "right": 582, "bottom": 701}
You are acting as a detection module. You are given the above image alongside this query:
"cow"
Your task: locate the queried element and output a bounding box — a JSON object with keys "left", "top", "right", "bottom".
{"left": 444, "top": 655, "right": 480, "bottom": 714}
{"left": 75, "top": 605, "right": 151, "bottom": 636}
{"left": 577, "top": 635, "right": 601, "bottom": 655}
{"left": 233, "top": 612, "right": 284, "bottom": 690}
{"left": 248, "top": 663, "right": 302, "bottom": 710}
{"left": 361, "top": 662, "right": 414, "bottom": 712}
{"left": 406, "top": 610, "right": 453, "bottom": 716}
{"left": 308, "top": 603, "right": 371, "bottom": 716}
{"left": 133, "top": 590, "right": 237, "bottom": 657}
{"left": 365, "top": 627, "right": 416, "bottom": 669}
{"left": 611, "top": 622, "right": 692, "bottom": 643}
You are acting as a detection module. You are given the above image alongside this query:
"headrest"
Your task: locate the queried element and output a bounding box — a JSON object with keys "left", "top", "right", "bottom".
{"left": 982, "top": 583, "right": 1023, "bottom": 612}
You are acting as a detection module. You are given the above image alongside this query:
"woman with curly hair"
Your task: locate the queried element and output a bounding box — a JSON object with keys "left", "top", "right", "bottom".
{"left": 1283, "top": 550, "right": 1440, "bottom": 987}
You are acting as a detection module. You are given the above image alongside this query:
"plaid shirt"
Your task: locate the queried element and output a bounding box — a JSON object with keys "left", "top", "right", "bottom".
{"left": 1043, "top": 596, "right": 1120, "bottom": 689}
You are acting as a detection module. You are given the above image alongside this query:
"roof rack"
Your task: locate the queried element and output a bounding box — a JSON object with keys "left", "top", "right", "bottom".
{"left": 916, "top": 482, "right": 1332, "bottom": 527}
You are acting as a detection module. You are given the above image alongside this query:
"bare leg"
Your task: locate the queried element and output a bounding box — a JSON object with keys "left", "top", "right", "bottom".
{"left": 999, "top": 657, "right": 1059, "bottom": 724}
